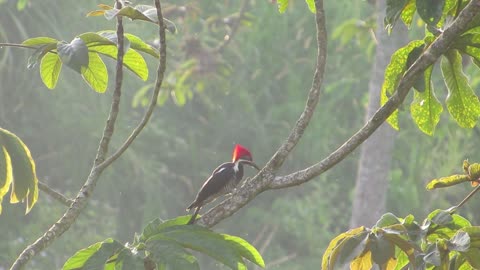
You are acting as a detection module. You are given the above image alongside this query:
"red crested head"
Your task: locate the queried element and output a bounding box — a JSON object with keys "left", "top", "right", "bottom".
{"left": 232, "top": 144, "right": 253, "bottom": 162}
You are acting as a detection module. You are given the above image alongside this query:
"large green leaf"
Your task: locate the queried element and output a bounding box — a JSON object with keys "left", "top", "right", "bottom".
{"left": 115, "top": 249, "right": 144, "bottom": 270}
{"left": 0, "top": 128, "right": 38, "bottom": 214}
{"left": 321, "top": 227, "right": 367, "bottom": 270}
{"left": 410, "top": 65, "right": 443, "bottom": 135}
{"left": 146, "top": 236, "right": 199, "bottom": 270}
{"left": 57, "top": 37, "right": 89, "bottom": 73}
{"left": 62, "top": 238, "right": 123, "bottom": 270}
{"left": 221, "top": 234, "right": 265, "bottom": 268}
{"left": 400, "top": 0, "right": 416, "bottom": 28}
{"left": 40, "top": 52, "right": 63, "bottom": 89}
{"left": 416, "top": 0, "right": 445, "bottom": 26}
{"left": 141, "top": 216, "right": 192, "bottom": 242}
{"left": 81, "top": 52, "right": 108, "bottom": 93}
{"left": 22, "top": 36, "right": 58, "bottom": 46}
{"left": 384, "top": 0, "right": 408, "bottom": 32}
{"left": 381, "top": 40, "right": 424, "bottom": 130}
{"left": 124, "top": 33, "right": 159, "bottom": 58}
{"left": 441, "top": 50, "right": 480, "bottom": 128}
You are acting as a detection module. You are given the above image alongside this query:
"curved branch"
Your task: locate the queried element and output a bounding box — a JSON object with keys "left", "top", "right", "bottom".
{"left": 198, "top": 0, "right": 328, "bottom": 227}
{"left": 38, "top": 180, "right": 73, "bottom": 206}
{"left": 270, "top": 0, "right": 480, "bottom": 189}
{"left": 8, "top": 0, "right": 170, "bottom": 267}
{"left": 198, "top": 0, "right": 480, "bottom": 228}
{"left": 96, "top": 0, "right": 167, "bottom": 171}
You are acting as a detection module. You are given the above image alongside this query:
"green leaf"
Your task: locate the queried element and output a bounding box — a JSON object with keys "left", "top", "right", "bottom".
{"left": 124, "top": 33, "right": 159, "bottom": 58}
{"left": 384, "top": 0, "right": 408, "bottom": 32}
{"left": 423, "top": 244, "right": 441, "bottom": 266}
{"left": 0, "top": 128, "right": 38, "bottom": 213}
{"left": 464, "top": 248, "right": 480, "bottom": 269}
{"left": 161, "top": 229, "right": 247, "bottom": 270}
{"left": 406, "top": 45, "right": 426, "bottom": 92}
{"left": 381, "top": 40, "right": 424, "bottom": 130}
{"left": 305, "top": 0, "right": 315, "bottom": 13}
{"left": 400, "top": 0, "right": 416, "bottom": 28}
{"left": 375, "top": 213, "right": 401, "bottom": 228}
{"left": 221, "top": 234, "right": 265, "bottom": 268}
{"left": 40, "top": 52, "right": 63, "bottom": 89}
{"left": 382, "top": 233, "right": 416, "bottom": 265}
{"left": 416, "top": 0, "right": 445, "bottom": 26}
{"left": 81, "top": 52, "right": 108, "bottom": 93}
{"left": 147, "top": 236, "right": 199, "bottom": 270}
{"left": 63, "top": 238, "right": 123, "bottom": 270}
{"left": 0, "top": 147, "right": 12, "bottom": 214}
{"left": 410, "top": 65, "right": 443, "bottom": 135}
{"left": 370, "top": 234, "right": 395, "bottom": 266}
{"left": 27, "top": 43, "right": 57, "bottom": 69}
{"left": 428, "top": 209, "right": 453, "bottom": 225}
{"left": 16, "top": 0, "right": 27, "bottom": 10}
{"left": 57, "top": 37, "right": 89, "bottom": 73}
{"left": 141, "top": 216, "right": 193, "bottom": 242}
{"left": 441, "top": 50, "right": 480, "bottom": 128}
{"left": 426, "top": 174, "right": 470, "bottom": 189}
{"left": 115, "top": 249, "right": 144, "bottom": 270}
{"left": 22, "top": 36, "right": 58, "bottom": 47}
{"left": 78, "top": 32, "right": 116, "bottom": 47}
{"left": 278, "top": 0, "right": 288, "bottom": 14}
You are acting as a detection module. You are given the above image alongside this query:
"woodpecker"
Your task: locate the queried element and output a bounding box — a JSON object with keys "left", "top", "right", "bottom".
{"left": 186, "top": 144, "right": 260, "bottom": 224}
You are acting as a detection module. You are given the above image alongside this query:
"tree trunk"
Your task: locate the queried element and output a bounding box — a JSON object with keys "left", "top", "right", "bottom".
{"left": 350, "top": 0, "right": 407, "bottom": 228}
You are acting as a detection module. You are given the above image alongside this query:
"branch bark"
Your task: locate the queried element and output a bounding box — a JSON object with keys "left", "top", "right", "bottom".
{"left": 9, "top": 0, "right": 167, "bottom": 268}
{"left": 38, "top": 180, "right": 73, "bottom": 207}
{"left": 198, "top": 0, "right": 480, "bottom": 228}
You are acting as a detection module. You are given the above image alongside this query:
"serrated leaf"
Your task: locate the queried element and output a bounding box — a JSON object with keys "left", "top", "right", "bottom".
{"left": 410, "top": 65, "right": 443, "bottom": 135}
{"left": 400, "top": 0, "right": 416, "bottom": 28}
{"left": 57, "top": 37, "right": 89, "bottom": 73}
{"left": 63, "top": 238, "right": 123, "bottom": 270}
{"left": 0, "top": 147, "right": 12, "bottom": 214}
{"left": 384, "top": 0, "right": 408, "bottom": 32}
{"left": 426, "top": 174, "right": 470, "bottom": 189}
{"left": 22, "top": 36, "right": 58, "bottom": 47}
{"left": 381, "top": 40, "right": 424, "bottom": 130}
{"left": 441, "top": 50, "right": 480, "bottom": 128}
{"left": 305, "top": 0, "right": 315, "bottom": 13}
{"left": 0, "top": 128, "right": 38, "bottom": 213}
{"left": 416, "top": 0, "right": 445, "bottom": 26}
{"left": 81, "top": 52, "right": 108, "bottom": 93}
{"left": 40, "top": 52, "right": 63, "bottom": 89}
{"left": 278, "top": 0, "right": 288, "bottom": 14}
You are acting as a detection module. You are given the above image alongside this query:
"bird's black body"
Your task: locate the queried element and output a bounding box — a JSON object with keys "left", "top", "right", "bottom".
{"left": 187, "top": 162, "right": 243, "bottom": 211}
{"left": 186, "top": 144, "right": 260, "bottom": 225}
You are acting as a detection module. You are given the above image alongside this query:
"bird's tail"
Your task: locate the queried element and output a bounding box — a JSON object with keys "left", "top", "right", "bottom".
{"left": 187, "top": 206, "right": 201, "bottom": 225}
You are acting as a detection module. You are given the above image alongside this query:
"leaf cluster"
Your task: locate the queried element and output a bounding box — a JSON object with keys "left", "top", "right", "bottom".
{"left": 381, "top": 0, "right": 480, "bottom": 135}
{"left": 62, "top": 216, "right": 265, "bottom": 270}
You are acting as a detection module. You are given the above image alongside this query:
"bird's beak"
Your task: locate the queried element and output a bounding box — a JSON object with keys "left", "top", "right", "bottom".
{"left": 242, "top": 160, "right": 261, "bottom": 171}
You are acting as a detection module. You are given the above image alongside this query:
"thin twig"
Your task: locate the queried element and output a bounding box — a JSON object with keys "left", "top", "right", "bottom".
{"left": 9, "top": 1, "right": 129, "bottom": 268}
{"left": 37, "top": 180, "right": 73, "bottom": 206}
{"left": 213, "top": 0, "right": 249, "bottom": 54}
{"left": 0, "top": 43, "right": 38, "bottom": 50}
{"left": 96, "top": 0, "right": 167, "bottom": 172}
{"left": 452, "top": 185, "right": 480, "bottom": 211}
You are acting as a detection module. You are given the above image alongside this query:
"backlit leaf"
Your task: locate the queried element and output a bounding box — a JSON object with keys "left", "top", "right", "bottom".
{"left": 81, "top": 52, "right": 108, "bottom": 93}
{"left": 40, "top": 52, "right": 63, "bottom": 89}
{"left": 426, "top": 174, "right": 470, "bottom": 189}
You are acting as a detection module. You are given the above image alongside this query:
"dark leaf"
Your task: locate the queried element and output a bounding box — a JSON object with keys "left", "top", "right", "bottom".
{"left": 416, "top": 0, "right": 445, "bottom": 26}
{"left": 57, "top": 37, "right": 89, "bottom": 73}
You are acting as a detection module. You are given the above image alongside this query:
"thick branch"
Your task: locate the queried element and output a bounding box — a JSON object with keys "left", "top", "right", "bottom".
{"left": 199, "top": 0, "right": 480, "bottom": 228}
{"left": 198, "top": 0, "right": 328, "bottom": 227}
{"left": 270, "top": 1, "right": 480, "bottom": 189}
{"left": 38, "top": 180, "right": 73, "bottom": 206}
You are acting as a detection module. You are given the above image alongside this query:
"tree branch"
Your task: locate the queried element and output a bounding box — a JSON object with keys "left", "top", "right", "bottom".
{"left": 38, "top": 180, "right": 73, "bottom": 206}
{"left": 198, "top": 0, "right": 480, "bottom": 228}
{"left": 198, "top": 0, "right": 327, "bottom": 227}
{"left": 9, "top": 0, "right": 157, "bottom": 267}
{"left": 213, "top": 0, "right": 249, "bottom": 54}
{"left": 96, "top": 0, "right": 167, "bottom": 171}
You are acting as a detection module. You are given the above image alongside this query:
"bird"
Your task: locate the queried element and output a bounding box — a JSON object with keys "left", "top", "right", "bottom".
{"left": 186, "top": 144, "right": 260, "bottom": 225}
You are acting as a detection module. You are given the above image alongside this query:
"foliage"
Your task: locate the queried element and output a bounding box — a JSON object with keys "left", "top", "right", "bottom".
{"left": 62, "top": 216, "right": 265, "bottom": 270}
{"left": 22, "top": 31, "right": 158, "bottom": 92}
{"left": 322, "top": 209, "right": 480, "bottom": 270}
{"left": 381, "top": 0, "right": 480, "bottom": 135}
{"left": 0, "top": 127, "right": 38, "bottom": 214}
